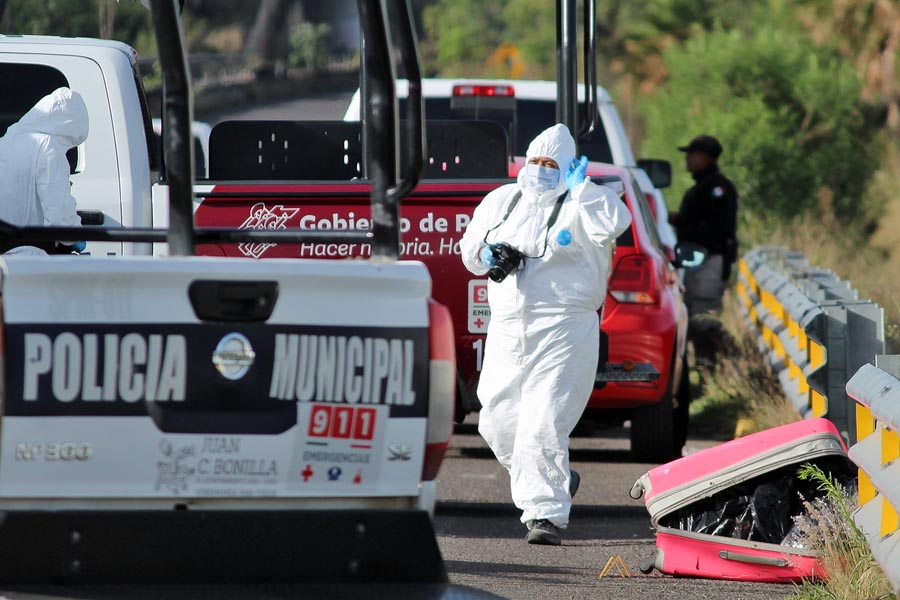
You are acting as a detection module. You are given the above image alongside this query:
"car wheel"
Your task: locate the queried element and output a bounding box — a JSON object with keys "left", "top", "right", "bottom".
{"left": 630, "top": 351, "right": 677, "bottom": 463}
{"left": 673, "top": 353, "right": 690, "bottom": 455}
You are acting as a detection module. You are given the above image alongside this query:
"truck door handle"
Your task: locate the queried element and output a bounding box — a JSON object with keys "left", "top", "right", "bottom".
{"left": 718, "top": 550, "right": 788, "bottom": 567}
{"left": 78, "top": 210, "right": 105, "bottom": 225}
{"left": 188, "top": 280, "right": 279, "bottom": 322}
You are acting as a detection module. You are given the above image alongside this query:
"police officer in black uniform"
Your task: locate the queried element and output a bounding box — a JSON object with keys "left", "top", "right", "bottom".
{"left": 668, "top": 134, "right": 738, "bottom": 316}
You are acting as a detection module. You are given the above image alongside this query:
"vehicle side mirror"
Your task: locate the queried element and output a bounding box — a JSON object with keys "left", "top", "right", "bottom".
{"left": 637, "top": 158, "right": 672, "bottom": 189}
{"left": 673, "top": 242, "right": 707, "bottom": 269}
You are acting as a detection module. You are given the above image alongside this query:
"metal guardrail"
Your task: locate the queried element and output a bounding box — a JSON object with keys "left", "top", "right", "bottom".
{"left": 847, "top": 356, "right": 900, "bottom": 594}
{"left": 736, "top": 247, "right": 884, "bottom": 445}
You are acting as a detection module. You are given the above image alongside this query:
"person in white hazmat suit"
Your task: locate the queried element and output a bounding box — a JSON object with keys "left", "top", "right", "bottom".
{"left": 460, "top": 124, "right": 631, "bottom": 545}
{"left": 0, "top": 87, "right": 87, "bottom": 256}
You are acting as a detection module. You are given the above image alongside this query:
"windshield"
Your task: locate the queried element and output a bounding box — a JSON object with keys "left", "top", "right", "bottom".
{"left": 400, "top": 97, "right": 613, "bottom": 164}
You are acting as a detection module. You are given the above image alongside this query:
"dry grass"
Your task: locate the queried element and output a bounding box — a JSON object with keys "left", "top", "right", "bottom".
{"left": 688, "top": 290, "right": 799, "bottom": 438}
{"left": 789, "top": 464, "right": 894, "bottom": 600}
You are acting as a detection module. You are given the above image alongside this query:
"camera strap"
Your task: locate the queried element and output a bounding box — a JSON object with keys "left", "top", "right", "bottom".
{"left": 483, "top": 190, "right": 569, "bottom": 259}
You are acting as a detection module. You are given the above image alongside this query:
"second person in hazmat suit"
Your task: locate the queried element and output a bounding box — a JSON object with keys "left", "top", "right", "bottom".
{"left": 460, "top": 123, "right": 631, "bottom": 545}
{"left": 0, "top": 87, "right": 88, "bottom": 255}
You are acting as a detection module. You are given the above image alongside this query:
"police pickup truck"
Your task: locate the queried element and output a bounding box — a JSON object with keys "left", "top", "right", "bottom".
{"left": 0, "top": 0, "right": 454, "bottom": 583}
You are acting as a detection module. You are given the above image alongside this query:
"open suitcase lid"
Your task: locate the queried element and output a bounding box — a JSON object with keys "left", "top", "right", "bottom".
{"left": 631, "top": 418, "right": 849, "bottom": 527}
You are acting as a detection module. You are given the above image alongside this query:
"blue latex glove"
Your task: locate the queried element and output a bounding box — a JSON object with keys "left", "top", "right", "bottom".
{"left": 565, "top": 155, "right": 589, "bottom": 190}
{"left": 69, "top": 241, "right": 86, "bottom": 253}
{"left": 480, "top": 245, "right": 496, "bottom": 267}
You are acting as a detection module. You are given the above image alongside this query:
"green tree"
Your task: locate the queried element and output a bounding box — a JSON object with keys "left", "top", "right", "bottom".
{"left": 288, "top": 21, "right": 332, "bottom": 72}
{"left": 0, "top": 0, "right": 100, "bottom": 36}
{"left": 421, "top": 0, "right": 504, "bottom": 77}
{"left": 641, "top": 25, "right": 881, "bottom": 227}
{"left": 794, "top": 0, "right": 900, "bottom": 132}
{"left": 0, "top": 0, "right": 155, "bottom": 53}
{"left": 500, "top": 0, "right": 555, "bottom": 79}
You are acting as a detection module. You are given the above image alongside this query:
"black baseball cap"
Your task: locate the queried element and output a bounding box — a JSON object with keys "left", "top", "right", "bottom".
{"left": 677, "top": 134, "right": 723, "bottom": 159}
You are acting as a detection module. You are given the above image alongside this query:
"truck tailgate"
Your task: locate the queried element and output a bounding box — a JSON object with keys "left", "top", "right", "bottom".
{"left": 0, "top": 256, "right": 433, "bottom": 500}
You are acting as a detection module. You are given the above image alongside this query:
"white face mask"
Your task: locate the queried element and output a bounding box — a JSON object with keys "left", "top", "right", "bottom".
{"left": 524, "top": 163, "right": 560, "bottom": 195}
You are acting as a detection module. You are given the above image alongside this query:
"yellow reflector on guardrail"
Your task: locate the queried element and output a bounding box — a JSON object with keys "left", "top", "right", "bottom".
{"left": 860, "top": 470, "right": 877, "bottom": 504}
{"left": 857, "top": 404, "right": 875, "bottom": 442}
{"left": 811, "top": 389, "right": 827, "bottom": 417}
{"left": 736, "top": 282, "right": 752, "bottom": 309}
{"left": 773, "top": 335, "right": 785, "bottom": 359}
{"left": 881, "top": 427, "right": 900, "bottom": 466}
{"left": 809, "top": 340, "right": 826, "bottom": 370}
{"left": 881, "top": 498, "right": 899, "bottom": 538}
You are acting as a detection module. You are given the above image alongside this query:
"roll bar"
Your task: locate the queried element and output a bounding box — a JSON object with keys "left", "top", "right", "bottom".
{"left": 557, "top": 0, "right": 600, "bottom": 152}
{"left": 0, "top": 0, "right": 424, "bottom": 259}
{"left": 577, "top": 0, "right": 599, "bottom": 144}
{"left": 386, "top": 0, "right": 425, "bottom": 205}
{"left": 556, "top": 0, "right": 578, "bottom": 135}
{"left": 360, "top": 0, "right": 425, "bottom": 259}
{"left": 149, "top": 0, "right": 195, "bottom": 255}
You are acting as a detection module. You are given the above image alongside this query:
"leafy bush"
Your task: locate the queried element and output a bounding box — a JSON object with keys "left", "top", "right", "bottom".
{"left": 641, "top": 25, "right": 882, "bottom": 227}
{"left": 288, "top": 22, "right": 332, "bottom": 72}
{"left": 421, "top": 0, "right": 554, "bottom": 78}
{"left": 421, "top": 0, "right": 503, "bottom": 77}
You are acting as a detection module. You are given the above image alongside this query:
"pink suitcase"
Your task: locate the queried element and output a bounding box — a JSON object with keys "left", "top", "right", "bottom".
{"left": 631, "top": 418, "right": 854, "bottom": 583}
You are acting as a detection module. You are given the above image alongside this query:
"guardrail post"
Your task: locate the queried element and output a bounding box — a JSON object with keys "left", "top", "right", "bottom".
{"left": 848, "top": 358, "right": 900, "bottom": 592}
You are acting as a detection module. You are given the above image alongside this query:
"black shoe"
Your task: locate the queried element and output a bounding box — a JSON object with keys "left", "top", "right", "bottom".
{"left": 526, "top": 519, "right": 561, "bottom": 546}
{"left": 569, "top": 469, "right": 580, "bottom": 498}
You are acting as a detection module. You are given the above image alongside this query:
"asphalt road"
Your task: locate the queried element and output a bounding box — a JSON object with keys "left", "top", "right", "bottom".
{"left": 433, "top": 418, "right": 789, "bottom": 600}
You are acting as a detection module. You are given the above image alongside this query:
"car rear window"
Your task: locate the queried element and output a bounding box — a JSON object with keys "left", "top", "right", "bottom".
{"left": 401, "top": 97, "right": 614, "bottom": 164}
{"left": 516, "top": 100, "right": 612, "bottom": 163}
{"left": 616, "top": 224, "right": 634, "bottom": 247}
{"left": 630, "top": 184, "right": 664, "bottom": 252}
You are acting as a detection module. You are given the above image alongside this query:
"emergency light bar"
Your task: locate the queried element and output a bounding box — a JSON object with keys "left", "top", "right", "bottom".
{"left": 452, "top": 84, "right": 515, "bottom": 97}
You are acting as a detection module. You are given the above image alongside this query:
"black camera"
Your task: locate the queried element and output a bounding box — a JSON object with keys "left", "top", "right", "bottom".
{"left": 488, "top": 242, "right": 525, "bottom": 283}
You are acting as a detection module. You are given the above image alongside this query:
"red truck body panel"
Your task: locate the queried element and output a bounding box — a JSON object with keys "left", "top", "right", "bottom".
{"left": 194, "top": 167, "right": 687, "bottom": 414}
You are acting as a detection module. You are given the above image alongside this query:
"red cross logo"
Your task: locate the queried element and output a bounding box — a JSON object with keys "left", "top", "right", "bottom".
{"left": 301, "top": 464, "right": 314, "bottom": 482}
{"left": 474, "top": 318, "right": 484, "bottom": 328}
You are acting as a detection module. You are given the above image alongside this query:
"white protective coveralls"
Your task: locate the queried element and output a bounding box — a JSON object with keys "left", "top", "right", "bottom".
{"left": 460, "top": 124, "right": 632, "bottom": 527}
{"left": 0, "top": 87, "right": 87, "bottom": 255}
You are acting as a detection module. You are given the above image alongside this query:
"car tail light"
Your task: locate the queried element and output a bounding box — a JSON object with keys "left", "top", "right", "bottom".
{"left": 452, "top": 84, "right": 515, "bottom": 97}
{"left": 422, "top": 299, "right": 456, "bottom": 481}
{"left": 609, "top": 255, "right": 659, "bottom": 304}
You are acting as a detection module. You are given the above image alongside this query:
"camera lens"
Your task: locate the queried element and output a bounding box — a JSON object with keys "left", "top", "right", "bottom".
{"left": 488, "top": 264, "right": 509, "bottom": 283}
{"left": 487, "top": 243, "right": 523, "bottom": 283}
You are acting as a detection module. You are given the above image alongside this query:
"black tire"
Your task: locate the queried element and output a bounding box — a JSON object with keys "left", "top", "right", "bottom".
{"left": 673, "top": 353, "right": 691, "bottom": 455}
{"left": 630, "top": 351, "right": 678, "bottom": 463}
{"left": 571, "top": 415, "right": 596, "bottom": 437}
